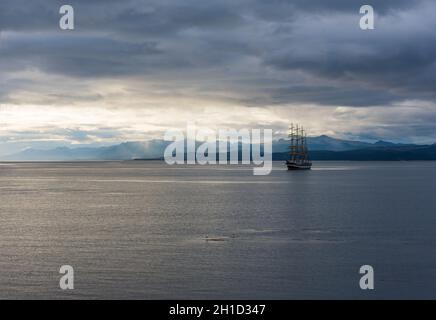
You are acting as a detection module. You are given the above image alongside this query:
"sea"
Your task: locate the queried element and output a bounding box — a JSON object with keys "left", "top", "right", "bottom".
{"left": 0, "top": 161, "right": 435, "bottom": 299}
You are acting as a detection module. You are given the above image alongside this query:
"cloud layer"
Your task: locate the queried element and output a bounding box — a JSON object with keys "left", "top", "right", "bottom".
{"left": 1, "top": 0, "right": 435, "bottom": 153}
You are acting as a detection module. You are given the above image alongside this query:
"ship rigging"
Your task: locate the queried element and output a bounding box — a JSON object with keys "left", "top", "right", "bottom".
{"left": 286, "top": 124, "right": 312, "bottom": 170}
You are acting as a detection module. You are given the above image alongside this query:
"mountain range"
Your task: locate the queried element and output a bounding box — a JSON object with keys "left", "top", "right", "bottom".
{"left": 1, "top": 135, "right": 435, "bottom": 161}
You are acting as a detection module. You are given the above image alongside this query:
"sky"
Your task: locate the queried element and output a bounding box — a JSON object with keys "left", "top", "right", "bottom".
{"left": 1, "top": 0, "right": 436, "bottom": 155}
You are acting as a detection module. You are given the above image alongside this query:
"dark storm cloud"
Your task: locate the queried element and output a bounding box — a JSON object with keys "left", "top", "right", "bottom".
{"left": 0, "top": 0, "right": 435, "bottom": 109}
{"left": 0, "top": 32, "right": 162, "bottom": 77}
{"left": 0, "top": 0, "right": 244, "bottom": 33}
{"left": 268, "top": 85, "right": 400, "bottom": 107}
{"left": 0, "top": 0, "right": 427, "bottom": 30}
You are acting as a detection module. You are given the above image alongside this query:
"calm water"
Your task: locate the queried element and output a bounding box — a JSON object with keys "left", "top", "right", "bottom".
{"left": 0, "top": 161, "right": 435, "bottom": 299}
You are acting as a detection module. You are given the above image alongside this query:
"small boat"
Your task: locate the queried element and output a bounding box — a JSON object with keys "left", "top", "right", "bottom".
{"left": 286, "top": 123, "right": 312, "bottom": 170}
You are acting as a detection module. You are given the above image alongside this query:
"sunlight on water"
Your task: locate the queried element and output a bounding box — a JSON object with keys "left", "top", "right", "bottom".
{"left": 0, "top": 161, "right": 435, "bottom": 299}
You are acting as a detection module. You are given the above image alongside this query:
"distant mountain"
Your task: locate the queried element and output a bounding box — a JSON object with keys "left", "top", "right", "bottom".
{"left": 273, "top": 145, "right": 436, "bottom": 161}
{"left": 1, "top": 136, "right": 434, "bottom": 161}
{"left": 4, "top": 146, "right": 100, "bottom": 161}
{"left": 1, "top": 141, "right": 167, "bottom": 161}
{"left": 97, "top": 141, "right": 166, "bottom": 160}
{"left": 374, "top": 140, "right": 396, "bottom": 147}
{"left": 273, "top": 135, "right": 374, "bottom": 152}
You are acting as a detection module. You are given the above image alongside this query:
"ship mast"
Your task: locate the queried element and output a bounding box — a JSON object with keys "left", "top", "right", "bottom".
{"left": 300, "top": 127, "right": 305, "bottom": 162}
{"left": 289, "top": 123, "right": 295, "bottom": 162}
{"left": 296, "top": 124, "right": 300, "bottom": 163}
{"left": 287, "top": 122, "right": 312, "bottom": 169}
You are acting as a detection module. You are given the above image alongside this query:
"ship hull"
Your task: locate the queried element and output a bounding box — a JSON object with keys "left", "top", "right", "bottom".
{"left": 286, "top": 161, "right": 312, "bottom": 170}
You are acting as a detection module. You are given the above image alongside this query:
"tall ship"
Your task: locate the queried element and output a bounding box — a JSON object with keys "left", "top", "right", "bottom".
{"left": 286, "top": 124, "right": 312, "bottom": 170}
